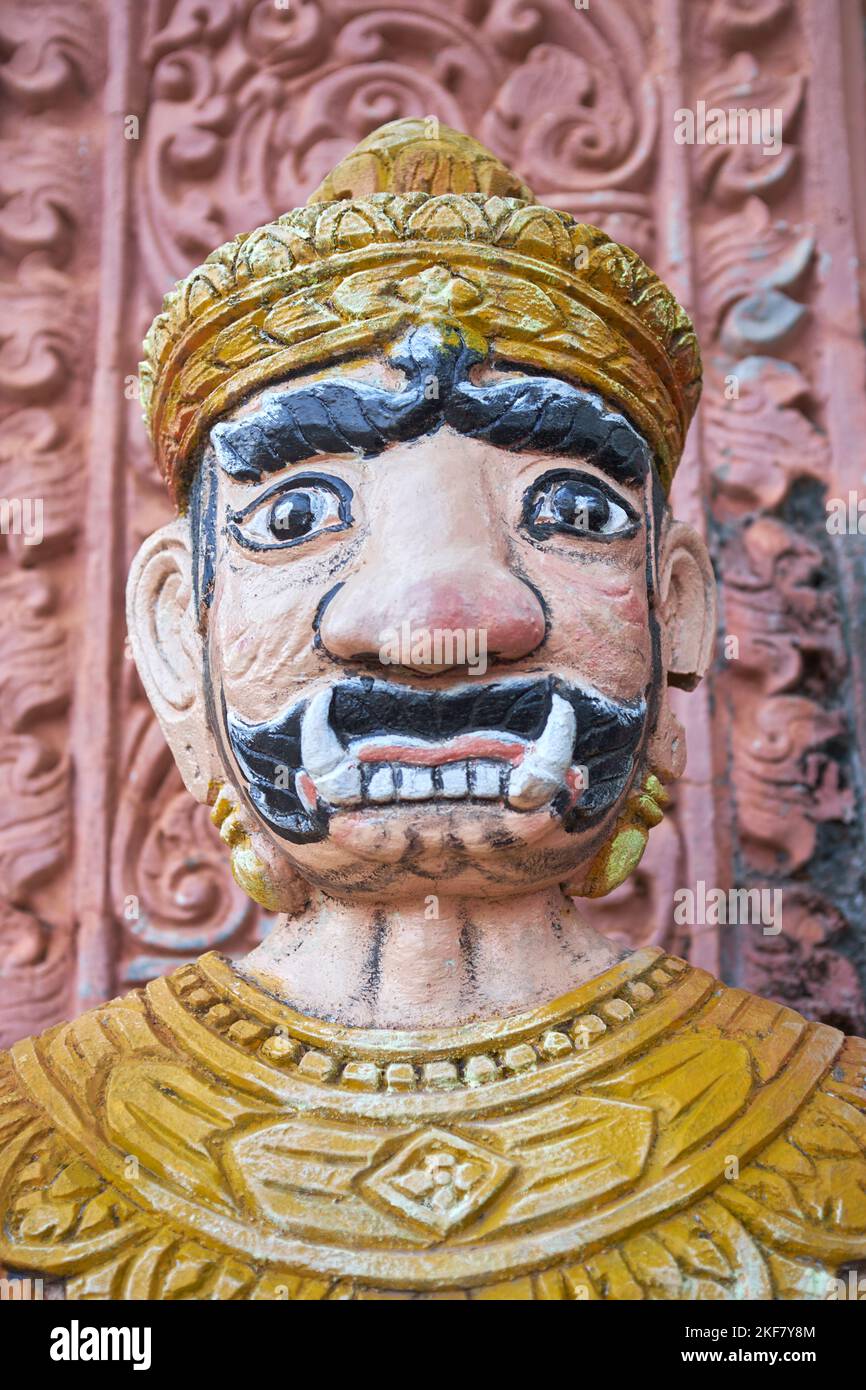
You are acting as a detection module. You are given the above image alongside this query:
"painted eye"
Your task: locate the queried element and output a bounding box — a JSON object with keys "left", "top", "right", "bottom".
{"left": 228, "top": 475, "right": 352, "bottom": 552}
{"left": 526, "top": 472, "right": 637, "bottom": 539}
{"left": 268, "top": 488, "right": 333, "bottom": 540}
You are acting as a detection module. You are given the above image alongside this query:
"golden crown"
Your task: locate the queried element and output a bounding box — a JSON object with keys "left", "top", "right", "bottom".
{"left": 141, "top": 119, "right": 701, "bottom": 510}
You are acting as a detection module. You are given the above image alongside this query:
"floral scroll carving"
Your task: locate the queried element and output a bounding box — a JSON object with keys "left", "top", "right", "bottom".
{"left": 134, "top": 0, "right": 660, "bottom": 297}
{"left": 111, "top": 688, "right": 258, "bottom": 986}
{"left": 686, "top": 2, "right": 866, "bottom": 1019}
{"left": 0, "top": 0, "right": 102, "bottom": 1043}
{"left": 694, "top": 53, "right": 804, "bottom": 206}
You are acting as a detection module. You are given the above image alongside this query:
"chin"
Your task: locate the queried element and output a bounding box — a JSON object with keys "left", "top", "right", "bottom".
{"left": 271, "top": 795, "right": 623, "bottom": 900}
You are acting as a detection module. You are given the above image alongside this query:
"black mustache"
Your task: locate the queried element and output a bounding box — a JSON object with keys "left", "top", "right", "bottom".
{"left": 330, "top": 677, "right": 550, "bottom": 744}
{"left": 225, "top": 677, "right": 647, "bottom": 844}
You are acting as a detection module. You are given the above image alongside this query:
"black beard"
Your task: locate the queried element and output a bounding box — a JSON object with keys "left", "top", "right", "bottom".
{"left": 224, "top": 676, "right": 647, "bottom": 846}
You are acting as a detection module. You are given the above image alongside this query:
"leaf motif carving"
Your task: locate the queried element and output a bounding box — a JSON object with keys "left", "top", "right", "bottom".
{"left": 104, "top": 1059, "right": 269, "bottom": 1212}
{"left": 589, "top": 1036, "right": 753, "bottom": 1168}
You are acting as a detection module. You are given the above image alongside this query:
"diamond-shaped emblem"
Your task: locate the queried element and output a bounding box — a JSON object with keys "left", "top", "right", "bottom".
{"left": 362, "top": 1128, "right": 514, "bottom": 1237}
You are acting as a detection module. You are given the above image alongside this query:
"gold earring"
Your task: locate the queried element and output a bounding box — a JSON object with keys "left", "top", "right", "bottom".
{"left": 210, "top": 784, "right": 300, "bottom": 913}
{"left": 576, "top": 773, "right": 669, "bottom": 898}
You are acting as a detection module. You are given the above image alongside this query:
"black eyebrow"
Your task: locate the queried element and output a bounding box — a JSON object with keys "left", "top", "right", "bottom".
{"left": 210, "top": 327, "right": 651, "bottom": 489}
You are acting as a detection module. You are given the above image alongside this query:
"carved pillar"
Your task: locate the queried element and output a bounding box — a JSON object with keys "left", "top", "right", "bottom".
{"left": 683, "top": 0, "right": 866, "bottom": 1031}
{"left": 0, "top": 0, "right": 103, "bottom": 1038}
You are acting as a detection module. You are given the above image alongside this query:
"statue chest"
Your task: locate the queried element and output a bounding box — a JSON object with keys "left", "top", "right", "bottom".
{"left": 2, "top": 949, "right": 862, "bottom": 1300}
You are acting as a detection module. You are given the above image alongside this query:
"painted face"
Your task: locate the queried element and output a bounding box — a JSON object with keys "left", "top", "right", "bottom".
{"left": 192, "top": 328, "right": 666, "bottom": 900}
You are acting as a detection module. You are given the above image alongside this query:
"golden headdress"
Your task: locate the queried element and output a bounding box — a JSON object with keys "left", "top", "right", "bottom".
{"left": 141, "top": 119, "right": 701, "bottom": 510}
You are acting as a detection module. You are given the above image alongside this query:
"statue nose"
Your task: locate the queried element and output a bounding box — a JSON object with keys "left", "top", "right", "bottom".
{"left": 318, "top": 566, "right": 546, "bottom": 672}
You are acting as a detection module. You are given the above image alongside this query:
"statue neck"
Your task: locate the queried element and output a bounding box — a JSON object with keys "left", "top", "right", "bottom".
{"left": 239, "top": 888, "right": 628, "bottom": 1029}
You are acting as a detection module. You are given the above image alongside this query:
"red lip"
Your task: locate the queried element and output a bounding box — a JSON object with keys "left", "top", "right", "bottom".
{"left": 357, "top": 735, "right": 525, "bottom": 766}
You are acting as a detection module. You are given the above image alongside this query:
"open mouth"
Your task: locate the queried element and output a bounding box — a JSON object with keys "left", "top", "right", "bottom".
{"left": 225, "top": 677, "right": 646, "bottom": 844}
{"left": 305, "top": 680, "right": 580, "bottom": 810}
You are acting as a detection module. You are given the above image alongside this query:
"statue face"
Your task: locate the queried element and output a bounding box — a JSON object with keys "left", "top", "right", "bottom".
{"left": 129, "top": 330, "right": 714, "bottom": 903}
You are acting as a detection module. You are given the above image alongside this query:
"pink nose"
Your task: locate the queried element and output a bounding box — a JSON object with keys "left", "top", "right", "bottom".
{"left": 319, "top": 570, "right": 546, "bottom": 672}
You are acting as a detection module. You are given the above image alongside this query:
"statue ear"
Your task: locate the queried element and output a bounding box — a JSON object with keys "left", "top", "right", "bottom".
{"left": 126, "top": 517, "right": 220, "bottom": 802}
{"left": 658, "top": 519, "right": 716, "bottom": 690}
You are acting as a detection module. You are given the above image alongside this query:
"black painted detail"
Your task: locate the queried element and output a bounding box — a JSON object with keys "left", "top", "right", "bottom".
{"left": 189, "top": 453, "right": 218, "bottom": 615}
{"left": 330, "top": 676, "right": 552, "bottom": 744}
{"left": 227, "top": 472, "right": 354, "bottom": 553}
{"left": 210, "top": 327, "right": 651, "bottom": 488}
{"left": 224, "top": 692, "right": 327, "bottom": 844}
{"left": 224, "top": 675, "right": 646, "bottom": 845}
{"left": 522, "top": 468, "right": 640, "bottom": 544}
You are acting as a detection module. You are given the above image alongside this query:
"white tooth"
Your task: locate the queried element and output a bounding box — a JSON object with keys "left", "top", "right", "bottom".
{"left": 472, "top": 760, "right": 501, "bottom": 798}
{"left": 507, "top": 764, "right": 560, "bottom": 811}
{"left": 313, "top": 759, "right": 361, "bottom": 804}
{"left": 440, "top": 762, "right": 469, "bottom": 798}
{"left": 507, "top": 693, "right": 576, "bottom": 810}
{"left": 397, "top": 766, "right": 434, "bottom": 801}
{"left": 300, "top": 687, "right": 343, "bottom": 777}
{"left": 534, "top": 693, "right": 577, "bottom": 768}
{"left": 367, "top": 765, "right": 395, "bottom": 802}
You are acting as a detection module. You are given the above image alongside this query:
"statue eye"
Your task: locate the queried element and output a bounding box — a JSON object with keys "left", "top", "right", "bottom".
{"left": 228, "top": 474, "right": 353, "bottom": 552}
{"left": 268, "top": 489, "right": 331, "bottom": 540}
{"left": 525, "top": 471, "right": 638, "bottom": 540}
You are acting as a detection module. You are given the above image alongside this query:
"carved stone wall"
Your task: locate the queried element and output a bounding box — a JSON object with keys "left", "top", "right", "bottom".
{"left": 1, "top": 0, "right": 865, "bottom": 1044}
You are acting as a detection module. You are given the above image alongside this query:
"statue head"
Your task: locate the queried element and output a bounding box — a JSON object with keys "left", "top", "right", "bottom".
{"left": 128, "top": 120, "right": 715, "bottom": 914}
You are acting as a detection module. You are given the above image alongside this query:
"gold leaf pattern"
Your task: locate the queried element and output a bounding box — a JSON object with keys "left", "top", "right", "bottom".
{"left": 0, "top": 947, "right": 864, "bottom": 1299}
